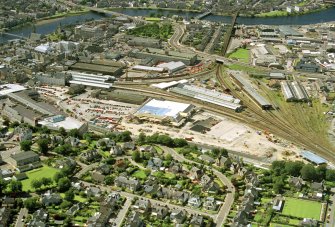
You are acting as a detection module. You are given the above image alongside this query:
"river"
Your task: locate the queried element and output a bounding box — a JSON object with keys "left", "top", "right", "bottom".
{"left": 1, "top": 7, "right": 334, "bottom": 43}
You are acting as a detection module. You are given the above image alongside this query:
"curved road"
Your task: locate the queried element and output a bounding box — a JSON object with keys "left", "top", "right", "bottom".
{"left": 160, "top": 146, "right": 235, "bottom": 226}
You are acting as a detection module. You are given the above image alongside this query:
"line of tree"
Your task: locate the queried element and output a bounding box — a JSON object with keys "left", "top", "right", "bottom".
{"left": 136, "top": 132, "right": 188, "bottom": 148}
{"left": 271, "top": 160, "right": 335, "bottom": 182}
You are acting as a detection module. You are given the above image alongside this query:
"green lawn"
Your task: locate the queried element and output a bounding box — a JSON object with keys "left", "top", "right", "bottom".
{"left": 145, "top": 17, "right": 161, "bottom": 21}
{"left": 132, "top": 170, "right": 147, "bottom": 179}
{"left": 282, "top": 198, "right": 322, "bottom": 220}
{"left": 256, "top": 10, "right": 289, "bottom": 17}
{"left": 229, "top": 48, "right": 250, "bottom": 63}
{"left": 21, "top": 165, "right": 60, "bottom": 191}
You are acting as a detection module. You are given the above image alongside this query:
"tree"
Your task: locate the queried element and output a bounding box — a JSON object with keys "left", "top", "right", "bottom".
{"left": 117, "top": 131, "right": 132, "bottom": 142}
{"left": 300, "top": 164, "right": 317, "bottom": 181}
{"left": 59, "top": 127, "right": 67, "bottom": 136}
{"left": 9, "top": 180, "right": 22, "bottom": 194}
{"left": 316, "top": 165, "right": 327, "bottom": 180}
{"left": 284, "top": 161, "right": 304, "bottom": 177}
{"left": 20, "top": 140, "right": 32, "bottom": 151}
{"left": 57, "top": 177, "right": 71, "bottom": 192}
{"left": 326, "top": 169, "right": 335, "bottom": 181}
{"left": 41, "top": 177, "right": 53, "bottom": 186}
{"left": 31, "top": 179, "right": 42, "bottom": 190}
{"left": 64, "top": 189, "right": 75, "bottom": 202}
{"left": 37, "top": 138, "right": 49, "bottom": 155}
{"left": 24, "top": 197, "right": 41, "bottom": 212}
{"left": 273, "top": 177, "right": 285, "bottom": 194}
{"left": 54, "top": 172, "right": 66, "bottom": 183}
{"left": 173, "top": 138, "right": 188, "bottom": 147}
{"left": 132, "top": 150, "right": 141, "bottom": 162}
{"left": 2, "top": 116, "right": 10, "bottom": 126}
{"left": 137, "top": 132, "right": 146, "bottom": 145}
{"left": 271, "top": 160, "right": 286, "bottom": 176}
{"left": 104, "top": 175, "right": 115, "bottom": 185}
{"left": 68, "top": 129, "right": 80, "bottom": 138}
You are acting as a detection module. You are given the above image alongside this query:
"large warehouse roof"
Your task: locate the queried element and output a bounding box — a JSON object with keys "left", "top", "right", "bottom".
{"left": 301, "top": 150, "right": 327, "bottom": 165}
{"left": 136, "top": 99, "right": 192, "bottom": 119}
{"left": 0, "top": 84, "right": 26, "bottom": 97}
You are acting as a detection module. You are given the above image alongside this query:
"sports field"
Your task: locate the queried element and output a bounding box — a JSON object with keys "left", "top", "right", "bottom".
{"left": 282, "top": 198, "right": 322, "bottom": 220}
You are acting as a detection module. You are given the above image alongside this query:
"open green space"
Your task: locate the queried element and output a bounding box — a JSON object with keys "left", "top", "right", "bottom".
{"left": 228, "top": 48, "right": 250, "bottom": 63}
{"left": 127, "top": 23, "right": 173, "bottom": 41}
{"left": 282, "top": 198, "right": 322, "bottom": 220}
{"left": 256, "top": 10, "right": 289, "bottom": 17}
{"left": 145, "top": 17, "right": 161, "bottom": 21}
{"left": 227, "top": 64, "right": 265, "bottom": 74}
{"left": 132, "top": 170, "right": 147, "bottom": 179}
{"left": 21, "top": 165, "right": 59, "bottom": 191}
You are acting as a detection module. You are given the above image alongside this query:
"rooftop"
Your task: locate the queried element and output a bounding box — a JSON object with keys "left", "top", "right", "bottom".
{"left": 301, "top": 150, "right": 327, "bottom": 165}
{"left": 0, "top": 84, "right": 26, "bottom": 97}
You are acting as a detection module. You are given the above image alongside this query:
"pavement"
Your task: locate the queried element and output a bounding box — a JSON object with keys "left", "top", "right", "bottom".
{"left": 326, "top": 188, "right": 335, "bottom": 227}
{"left": 15, "top": 208, "right": 28, "bottom": 227}
{"left": 113, "top": 197, "right": 132, "bottom": 227}
{"left": 75, "top": 162, "right": 98, "bottom": 178}
{"left": 160, "top": 146, "right": 235, "bottom": 226}
{"left": 80, "top": 181, "right": 215, "bottom": 218}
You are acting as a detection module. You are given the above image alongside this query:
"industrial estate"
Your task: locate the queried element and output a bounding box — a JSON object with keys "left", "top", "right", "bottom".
{"left": 0, "top": 0, "right": 335, "bottom": 227}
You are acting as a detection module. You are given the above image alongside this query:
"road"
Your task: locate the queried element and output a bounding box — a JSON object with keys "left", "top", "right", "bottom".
{"left": 80, "top": 181, "right": 215, "bottom": 218}
{"left": 15, "top": 208, "right": 28, "bottom": 227}
{"left": 160, "top": 146, "right": 235, "bottom": 226}
{"left": 326, "top": 188, "right": 335, "bottom": 227}
{"left": 113, "top": 197, "right": 132, "bottom": 227}
{"left": 75, "top": 162, "right": 98, "bottom": 178}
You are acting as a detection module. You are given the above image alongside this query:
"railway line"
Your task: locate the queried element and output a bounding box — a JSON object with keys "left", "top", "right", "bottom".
{"left": 215, "top": 64, "right": 335, "bottom": 162}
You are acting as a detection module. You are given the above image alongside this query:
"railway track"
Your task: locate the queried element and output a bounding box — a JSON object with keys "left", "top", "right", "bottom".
{"left": 115, "top": 63, "right": 335, "bottom": 162}
{"left": 215, "top": 64, "right": 335, "bottom": 162}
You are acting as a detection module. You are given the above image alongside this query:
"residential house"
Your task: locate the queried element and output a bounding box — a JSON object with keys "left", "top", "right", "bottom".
{"left": 10, "top": 151, "right": 40, "bottom": 167}
{"left": 203, "top": 197, "right": 218, "bottom": 211}
{"left": 199, "top": 154, "right": 215, "bottom": 164}
{"left": 301, "top": 218, "right": 318, "bottom": 227}
{"left": 85, "top": 186, "right": 101, "bottom": 197}
{"left": 133, "top": 199, "right": 151, "bottom": 213}
{"left": 97, "top": 138, "right": 115, "bottom": 149}
{"left": 157, "top": 187, "right": 189, "bottom": 204}
{"left": 190, "top": 214, "right": 204, "bottom": 227}
{"left": 203, "top": 181, "right": 221, "bottom": 194}
{"left": 123, "top": 142, "right": 136, "bottom": 150}
{"left": 169, "top": 162, "right": 182, "bottom": 174}
{"left": 188, "top": 196, "right": 202, "bottom": 208}
{"left": 41, "top": 191, "right": 62, "bottom": 206}
{"left": 110, "top": 144, "right": 123, "bottom": 156}
{"left": 91, "top": 171, "right": 105, "bottom": 183}
{"left": 0, "top": 207, "right": 11, "bottom": 227}
{"left": 151, "top": 205, "right": 169, "bottom": 219}
{"left": 288, "top": 176, "right": 305, "bottom": 191}
{"left": 14, "top": 127, "right": 32, "bottom": 142}
{"left": 115, "top": 176, "right": 141, "bottom": 191}
{"left": 170, "top": 209, "right": 186, "bottom": 224}
{"left": 66, "top": 203, "right": 82, "bottom": 216}
{"left": 27, "top": 209, "right": 48, "bottom": 227}
{"left": 147, "top": 157, "right": 163, "bottom": 170}
{"left": 231, "top": 210, "right": 249, "bottom": 227}
{"left": 139, "top": 145, "right": 157, "bottom": 153}
{"left": 216, "top": 156, "right": 231, "bottom": 167}
{"left": 64, "top": 136, "right": 81, "bottom": 147}
{"left": 126, "top": 211, "right": 143, "bottom": 227}
{"left": 189, "top": 166, "right": 203, "bottom": 180}
{"left": 80, "top": 149, "right": 101, "bottom": 163}
{"left": 272, "top": 196, "right": 284, "bottom": 212}
{"left": 311, "top": 182, "right": 324, "bottom": 192}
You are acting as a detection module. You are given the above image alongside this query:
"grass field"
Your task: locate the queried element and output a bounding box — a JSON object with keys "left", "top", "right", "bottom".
{"left": 256, "top": 10, "right": 289, "bottom": 17}
{"left": 132, "top": 170, "right": 147, "bottom": 179}
{"left": 145, "top": 17, "right": 161, "bottom": 21}
{"left": 227, "top": 64, "right": 264, "bottom": 74}
{"left": 21, "top": 165, "right": 59, "bottom": 191}
{"left": 229, "top": 48, "right": 250, "bottom": 63}
{"left": 282, "top": 198, "right": 322, "bottom": 220}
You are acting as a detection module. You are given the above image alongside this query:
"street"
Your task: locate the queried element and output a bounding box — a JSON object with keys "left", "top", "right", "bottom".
{"left": 15, "top": 208, "right": 28, "bottom": 227}
{"left": 160, "top": 146, "right": 235, "bottom": 226}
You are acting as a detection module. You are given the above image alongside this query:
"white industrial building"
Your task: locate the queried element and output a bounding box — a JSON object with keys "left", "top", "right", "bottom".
{"left": 68, "top": 71, "right": 114, "bottom": 89}
{"left": 135, "top": 99, "right": 194, "bottom": 126}
{"left": 281, "top": 81, "right": 309, "bottom": 102}
{"left": 157, "top": 61, "right": 186, "bottom": 73}
{"left": 170, "top": 84, "right": 242, "bottom": 112}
